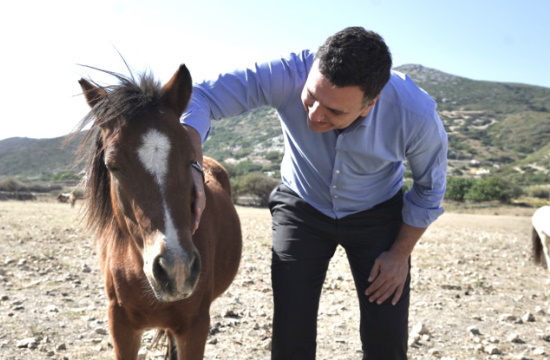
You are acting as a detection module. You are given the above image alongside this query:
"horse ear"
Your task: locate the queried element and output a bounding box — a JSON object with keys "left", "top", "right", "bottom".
{"left": 161, "top": 64, "right": 192, "bottom": 117}
{"left": 79, "top": 79, "right": 107, "bottom": 108}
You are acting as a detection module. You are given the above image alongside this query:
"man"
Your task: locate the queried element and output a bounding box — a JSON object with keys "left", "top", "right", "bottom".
{"left": 183, "top": 27, "right": 447, "bottom": 359}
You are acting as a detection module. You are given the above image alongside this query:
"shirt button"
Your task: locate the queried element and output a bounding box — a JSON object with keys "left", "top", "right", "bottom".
{"left": 333, "top": 195, "right": 338, "bottom": 199}
{"left": 332, "top": 185, "right": 337, "bottom": 189}
{"left": 335, "top": 170, "right": 340, "bottom": 174}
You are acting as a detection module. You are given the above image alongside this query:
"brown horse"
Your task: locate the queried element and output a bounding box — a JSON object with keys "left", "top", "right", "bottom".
{"left": 57, "top": 192, "right": 76, "bottom": 207}
{"left": 75, "top": 64, "right": 242, "bottom": 359}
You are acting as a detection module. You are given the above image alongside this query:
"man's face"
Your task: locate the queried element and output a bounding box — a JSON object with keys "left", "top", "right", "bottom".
{"left": 301, "top": 61, "right": 379, "bottom": 133}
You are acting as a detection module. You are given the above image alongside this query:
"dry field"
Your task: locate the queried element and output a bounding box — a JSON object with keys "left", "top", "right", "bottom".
{"left": 1, "top": 200, "right": 549, "bottom": 360}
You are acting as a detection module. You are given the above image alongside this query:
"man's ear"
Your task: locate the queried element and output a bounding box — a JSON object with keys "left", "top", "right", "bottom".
{"left": 360, "top": 93, "right": 381, "bottom": 117}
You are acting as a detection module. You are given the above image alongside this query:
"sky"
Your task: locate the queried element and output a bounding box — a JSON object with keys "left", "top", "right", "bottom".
{"left": 0, "top": 0, "right": 548, "bottom": 141}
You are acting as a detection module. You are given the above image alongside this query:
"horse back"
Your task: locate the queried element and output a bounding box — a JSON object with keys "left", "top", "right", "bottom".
{"left": 203, "top": 156, "right": 233, "bottom": 197}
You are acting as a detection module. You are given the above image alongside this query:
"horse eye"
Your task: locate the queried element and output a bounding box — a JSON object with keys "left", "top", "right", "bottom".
{"left": 105, "top": 162, "right": 121, "bottom": 173}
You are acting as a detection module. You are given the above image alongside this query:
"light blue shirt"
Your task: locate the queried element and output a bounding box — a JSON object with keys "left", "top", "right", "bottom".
{"left": 181, "top": 50, "right": 448, "bottom": 228}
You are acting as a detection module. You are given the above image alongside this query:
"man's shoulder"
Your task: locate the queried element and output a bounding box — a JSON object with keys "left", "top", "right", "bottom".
{"left": 286, "top": 50, "right": 315, "bottom": 73}
{"left": 380, "top": 71, "right": 437, "bottom": 116}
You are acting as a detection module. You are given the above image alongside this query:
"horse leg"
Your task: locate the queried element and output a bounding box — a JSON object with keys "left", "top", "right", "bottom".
{"left": 532, "top": 227, "right": 544, "bottom": 267}
{"left": 174, "top": 312, "right": 211, "bottom": 360}
{"left": 166, "top": 332, "right": 178, "bottom": 360}
{"left": 108, "top": 303, "right": 143, "bottom": 360}
{"left": 543, "top": 232, "right": 550, "bottom": 270}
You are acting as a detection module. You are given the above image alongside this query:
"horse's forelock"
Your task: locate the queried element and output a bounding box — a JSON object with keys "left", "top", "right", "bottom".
{"left": 93, "top": 74, "right": 162, "bottom": 128}
{"left": 75, "top": 68, "right": 163, "bottom": 130}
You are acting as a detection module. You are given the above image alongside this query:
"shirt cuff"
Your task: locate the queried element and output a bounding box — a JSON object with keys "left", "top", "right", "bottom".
{"left": 181, "top": 109, "right": 211, "bottom": 143}
{"left": 401, "top": 191, "right": 444, "bottom": 228}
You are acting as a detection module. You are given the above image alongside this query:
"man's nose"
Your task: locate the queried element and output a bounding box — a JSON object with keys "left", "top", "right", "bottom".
{"left": 308, "top": 102, "right": 325, "bottom": 122}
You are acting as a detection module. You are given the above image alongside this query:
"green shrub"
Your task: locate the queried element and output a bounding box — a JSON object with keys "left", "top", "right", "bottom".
{"left": 528, "top": 186, "right": 550, "bottom": 199}
{"left": 235, "top": 160, "right": 263, "bottom": 176}
{"left": 464, "top": 177, "right": 522, "bottom": 203}
{"left": 401, "top": 179, "right": 413, "bottom": 193}
{"left": 233, "top": 172, "right": 280, "bottom": 207}
{"left": 445, "top": 177, "right": 476, "bottom": 201}
{"left": 0, "top": 178, "right": 26, "bottom": 192}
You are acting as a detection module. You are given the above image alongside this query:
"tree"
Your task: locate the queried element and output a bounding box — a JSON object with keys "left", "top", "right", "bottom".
{"left": 445, "top": 177, "right": 476, "bottom": 201}
{"left": 234, "top": 172, "right": 280, "bottom": 207}
{"left": 235, "top": 160, "right": 263, "bottom": 176}
{"left": 0, "top": 178, "right": 25, "bottom": 192}
{"left": 464, "top": 177, "right": 522, "bottom": 203}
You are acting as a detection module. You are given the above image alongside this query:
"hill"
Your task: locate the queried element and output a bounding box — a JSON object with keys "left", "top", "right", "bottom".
{"left": 399, "top": 64, "right": 550, "bottom": 161}
{"left": 0, "top": 133, "right": 85, "bottom": 180}
{"left": 1, "top": 65, "right": 549, "bottom": 185}
{"left": 205, "top": 65, "right": 550, "bottom": 183}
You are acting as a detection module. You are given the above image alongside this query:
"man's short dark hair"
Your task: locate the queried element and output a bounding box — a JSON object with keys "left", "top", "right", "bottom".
{"left": 315, "top": 27, "right": 392, "bottom": 102}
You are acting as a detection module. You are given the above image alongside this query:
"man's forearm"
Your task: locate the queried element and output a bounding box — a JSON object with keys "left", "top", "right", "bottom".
{"left": 389, "top": 223, "right": 427, "bottom": 260}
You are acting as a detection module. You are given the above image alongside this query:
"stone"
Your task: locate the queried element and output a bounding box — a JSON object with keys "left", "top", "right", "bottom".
{"left": 467, "top": 326, "right": 481, "bottom": 336}
{"left": 16, "top": 337, "right": 37, "bottom": 349}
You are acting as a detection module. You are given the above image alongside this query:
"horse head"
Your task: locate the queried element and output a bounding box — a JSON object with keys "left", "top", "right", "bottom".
{"left": 79, "top": 65, "right": 203, "bottom": 302}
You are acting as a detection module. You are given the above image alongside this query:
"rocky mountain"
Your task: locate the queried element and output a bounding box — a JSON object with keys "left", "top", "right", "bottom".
{"left": 0, "top": 133, "right": 84, "bottom": 179}
{"left": 1, "top": 65, "right": 549, "bottom": 184}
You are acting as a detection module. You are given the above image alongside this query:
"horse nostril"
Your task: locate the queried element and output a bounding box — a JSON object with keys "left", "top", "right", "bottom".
{"left": 153, "top": 255, "right": 170, "bottom": 287}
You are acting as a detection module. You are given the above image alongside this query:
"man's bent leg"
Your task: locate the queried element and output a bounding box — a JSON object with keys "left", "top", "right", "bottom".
{"left": 269, "top": 184, "right": 338, "bottom": 360}
{"left": 352, "top": 260, "right": 410, "bottom": 359}
{"left": 341, "top": 191, "right": 409, "bottom": 359}
{"left": 271, "top": 255, "right": 332, "bottom": 360}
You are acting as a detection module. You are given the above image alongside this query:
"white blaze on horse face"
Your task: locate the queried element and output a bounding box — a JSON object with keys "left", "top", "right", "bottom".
{"left": 138, "top": 129, "right": 171, "bottom": 186}
{"left": 136, "top": 128, "right": 197, "bottom": 301}
{"left": 137, "top": 128, "right": 180, "bottom": 250}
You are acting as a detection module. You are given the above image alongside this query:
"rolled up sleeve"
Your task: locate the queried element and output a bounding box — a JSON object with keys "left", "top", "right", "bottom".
{"left": 402, "top": 110, "right": 448, "bottom": 228}
{"left": 180, "top": 51, "right": 313, "bottom": 144}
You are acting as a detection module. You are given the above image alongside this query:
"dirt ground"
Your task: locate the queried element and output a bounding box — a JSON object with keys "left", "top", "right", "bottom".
{"left": 0, "top": 200, "right": 549, "bottom": 360}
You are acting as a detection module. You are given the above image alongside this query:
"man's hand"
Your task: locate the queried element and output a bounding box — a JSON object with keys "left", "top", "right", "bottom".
{"left": 184, "top": 124, "right": 206, "bottom": 234}
{"left": 364, "top": 251, "right": 409, "bottom": 305}
{"left": 364, "top": 223, "right": 426, "bottom": 305}
{"left": 191, "top": 167, "right": 206, "bottom": 233}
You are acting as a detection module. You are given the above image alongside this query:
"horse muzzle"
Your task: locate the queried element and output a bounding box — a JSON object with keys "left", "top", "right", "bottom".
{"left": 143, "top": 234, "right": 202, "bottom": 302}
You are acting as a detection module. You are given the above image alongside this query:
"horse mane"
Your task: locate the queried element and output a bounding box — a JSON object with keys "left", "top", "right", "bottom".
{"left": 72, "top": 68, "right": 165, "bottom": 244}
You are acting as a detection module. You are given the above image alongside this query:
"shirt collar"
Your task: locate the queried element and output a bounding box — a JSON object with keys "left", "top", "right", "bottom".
{"left": 341, "top": 110, "right": 373, "bottom": 134}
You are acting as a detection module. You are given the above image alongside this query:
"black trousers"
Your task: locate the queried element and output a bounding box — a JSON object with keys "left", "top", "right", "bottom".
{"left": 268, "top": 184, "right": 409, "bottom": 360}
